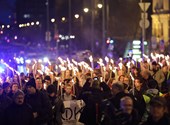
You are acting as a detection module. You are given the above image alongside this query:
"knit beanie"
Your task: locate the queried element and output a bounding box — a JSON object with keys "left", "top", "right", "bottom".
{"left": 26, "top": 78, "right": 36, "bottom": 88}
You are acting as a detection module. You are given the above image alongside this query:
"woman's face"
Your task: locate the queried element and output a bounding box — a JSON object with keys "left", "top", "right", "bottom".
{"left": 119, "top": 76, "right": 124, "bottom": 83}
{"left": 12, "top": 84, "right": 19, "bottom": 93}
{"left": 134, "top": 69, "right": 138, "bottom": 74}
{"left": 134, "top": 79, "right": 142, "bottom": 90}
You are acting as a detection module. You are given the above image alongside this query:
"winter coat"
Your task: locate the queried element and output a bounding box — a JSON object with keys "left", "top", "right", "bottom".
{"left": 150, "top": 69, "right": 165, "bottom": 89}
{"left": 114, "top": 109, "right": 140, "bottom": 125}
{"left": 79, "top": 88, "right": 103, "bottom": 125}
{"left": 49, "top": 96, "right": 65, "bottom": 125}
{"left": 142, "top": 114, "right": 170, "bottom": 125}
{"left": 0, "top": 94, "right": 12, "bottom": 125}
{"left": 110, "top": 92, "right": 134, "bottom": 110}
{"left": 3, "top": 102, "right": 34, "bottom": 125}
{"left": 161, "top": 72, "right": 170, "bottom": 93}
{"left": 129, "top": 88, "right": 146, "bottom": 118}
{"left": 25, "top": 90, "right": 52, "bottom": 125}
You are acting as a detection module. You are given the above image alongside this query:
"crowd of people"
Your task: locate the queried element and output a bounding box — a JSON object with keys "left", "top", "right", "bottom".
{"left": 0, "top": 55, "right": 170, "bottom": 125}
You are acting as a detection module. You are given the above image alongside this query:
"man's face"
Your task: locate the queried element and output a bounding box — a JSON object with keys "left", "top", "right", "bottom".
{"left": 134, "top": 79, "right": 142, "bottom": 90}
{"left": 27, "top": 86, "right": 36, "bottom": 94}
{"left": 150, "top": 105, "right": 166, "bottom": 120}
{"left": 15, "top": 95, "right": 24, "bottom": 105}
{"left": 65, "top": 87, "right": 72, "bottom": 94}
{"left": 121, "top": 99, "right": 133, "bottom": 114}
{"left": 141, "top": 71, "right": 148, "bottom": 80}
{"left": 5, "top": 86, "right": 11, "bottom": 94}
{"left": 49, "top": 92, "right": 55, "bottom": 97}
{"left": 111, "top": 87, "right": 119, "bottom": 96}
{"left": 152, "top": 64, "right": 157, "bottom": 71}
{"left": 123, "top": 77, "right": 129, "bottom": 84}
{"left": 36, "top": 79, "right": 43, "bottom": 90}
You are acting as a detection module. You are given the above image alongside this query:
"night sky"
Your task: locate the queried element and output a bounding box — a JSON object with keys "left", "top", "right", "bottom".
{"left": 0, "top": 0, "right": 16, "bottom": 24}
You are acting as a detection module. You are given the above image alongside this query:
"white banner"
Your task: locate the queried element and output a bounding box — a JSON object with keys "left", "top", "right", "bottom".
{"left": 62, "top": 100, "right": 85, "bottom": 121}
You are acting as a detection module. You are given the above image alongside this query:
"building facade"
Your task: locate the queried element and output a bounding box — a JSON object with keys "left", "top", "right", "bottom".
{"left": 151, "top": 0, "right": 170, "bottom": 49}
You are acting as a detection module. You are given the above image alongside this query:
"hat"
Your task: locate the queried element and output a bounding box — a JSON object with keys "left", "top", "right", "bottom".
{"left": 2, "top": 82, "right": 10, "bottom": 89}
{"left": 13, "top": 90, "right": 25, "bottom": 99}
{"left": 26, "top": 78, "right": 36, "bottom": 89}
{"left": 47, "top": 84, "right": 57, "bottom": 94}
{"left": 44, "top": 75, "right": 51, "bottom": 81}
{"left": 150, "top": 96, "right": 167, "bottom": 107}
{"left": 152, "top": 61, "right": 157, "bottom": 65}
{"left": 148, "top": 79, "right": 158, "bottom": 89}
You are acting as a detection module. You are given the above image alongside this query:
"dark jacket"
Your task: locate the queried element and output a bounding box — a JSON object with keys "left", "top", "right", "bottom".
{"left": 142, "top": 114, "right": 170, "bottom": 125}
{"left": 100, "top": 107, "right": 140, "bottom": 125}
{"left": 130, "top": 88, "right": 146, "bottom": 118}
{"left": 114, "top": 109, "right": 140, "bottom": 125}
{"left": 79, "top": 88, "right": 103, "bottom": 125}
{"left": 25, "top": 90, "right": 52, "bottom": 125}
{"left": 0, "top": 94, "right": 12, "bottom": 125}
{"left": 3, "top": 102, "right": 34, "bottom": 125}
{"left": 142, "top": 75, "right": 159, "bottom": 90}
{"left": 110, "top": 92, "right": 134, "bottom": 110}
{"left": 49, "top": 96, "right": 65, "bottom": 125}
{"left": 99, "top": 98, "right": 116, "bottom": 125}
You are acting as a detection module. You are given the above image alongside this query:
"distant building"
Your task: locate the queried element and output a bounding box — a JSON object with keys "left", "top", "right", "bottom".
{"left": 151, "top": 0, "right": 170, "bottom": 49}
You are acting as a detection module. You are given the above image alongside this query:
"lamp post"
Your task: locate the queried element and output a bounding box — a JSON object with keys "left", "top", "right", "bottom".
{"left": 83, "top": 0, "right": 106, "bottom": 55}
{"left": 68, "top": 0, "right": 72, "bottom": 57}
{"left": 102, "top": 0, "right": 106, "bottom": 58}
{"left": 45, "top": 0, "right": 51, "bottom": 48}
{"left": 91, "top": 0, "right": 95, "bottom": 54}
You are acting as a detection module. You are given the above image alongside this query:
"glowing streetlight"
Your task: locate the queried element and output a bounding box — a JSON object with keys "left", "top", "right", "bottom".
{"left": 19, "top": 24, "right": 22, "bottom": 28}
{"left": 97, "top": 3, "right": 103, "bottom": 9}
{"left": 36, "top": 21, "right": 40, "bottom": 25}
{"left": 62, "top": 17, "right": 66, "bottom": 22}
{"left": 2, "top": 25, "right": 5, "bottom": 28}
{"left": 84, "top": 8, "right": 89, "bottom": 13}
{"left": 7, "top": 25, "right": 10, "bottom": 28}
{"left": 31, "top": 22, "right": 34, "bottom": 25}
{"left": 26, "top": 23, "right": 30, "bottom": 26}
{"left": 14, "top": 36, "right": 18, "bottom": 40}
{"left": 51, "top": 18, "right": 55, "bottom": 23}
{"left": 74, "top": 14, "right": 79, "bottom": 19}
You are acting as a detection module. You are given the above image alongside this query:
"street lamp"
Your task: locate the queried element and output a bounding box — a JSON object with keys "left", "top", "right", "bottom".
{"left": 36, "top": 21, "right": 40, "bottom": 25}
{"left": 26, "top": 23, "right": 30, "bottom": 26}
{"left": 31, "top": 22, "right": 34, "bottom": 26}
{"left": 97, "top": 3, "right": 103, "bottom": 9}
{"left": 61, "top": 17, "right": 66, "bottom": 22}
{"left": 51, "top": 18, "right": 55, "bottom": 23}
{"left": 7, "top": 25, "right": 10, "bottom": 28}
{"left": 83, "top": 2, "right": 105, "bottom": 55}
{"left": 84, "top": 8, "right": 89, "bottom": 13}
{"left": 74, "top": 14, "right": 80, "bottom": 19}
